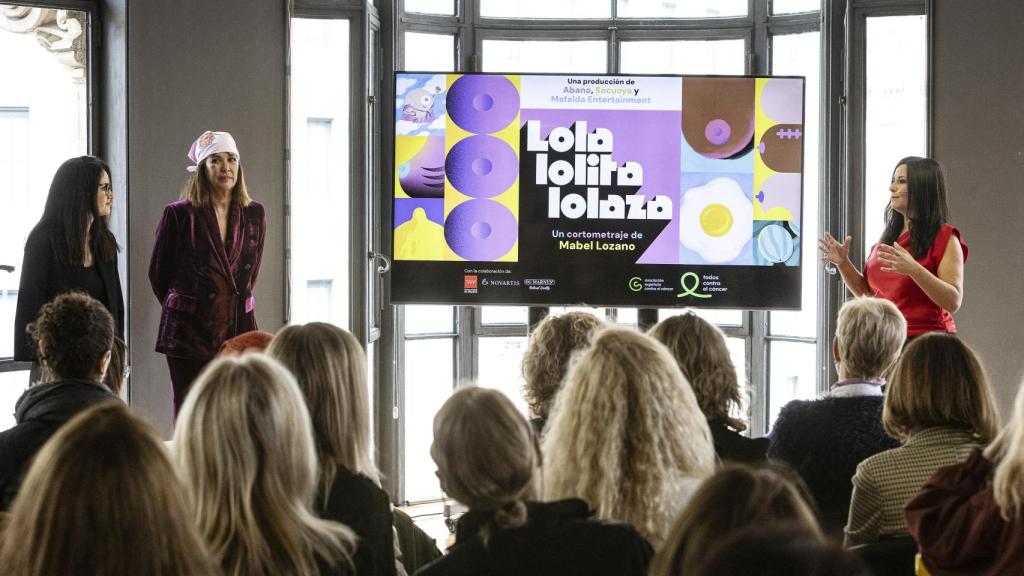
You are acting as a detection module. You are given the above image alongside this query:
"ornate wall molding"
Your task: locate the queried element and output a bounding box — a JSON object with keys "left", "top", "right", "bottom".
{"left": 0, "top": 6, "right": 87, "bottom": 81}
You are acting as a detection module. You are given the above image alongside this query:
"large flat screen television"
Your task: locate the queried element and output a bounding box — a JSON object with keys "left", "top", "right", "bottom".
{"left": 390, "top": 72, "right": 805, "bottom": 309}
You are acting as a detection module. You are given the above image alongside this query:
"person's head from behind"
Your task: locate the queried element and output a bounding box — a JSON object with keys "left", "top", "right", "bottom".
{"left": 521, "top": 311, "right": 603, "bottom": 421}
{"left": 267, "top": 323, "right": 376, "bottom": 488}
{"left": 103, "top": 336, "right": 127, "bottom": 398}
{"left": 987, "top": 379, "right": 1024, "bottom": 520}
{"left": 39, "top": 156, "right": 118, "bottom": 265}
{"left": 173, "top": 353, "right": 354, "bottom": 575}
{"left": 650, "top": 464, "right": 822, "bottom": 576}
{"left": 542, "top": 327, "right": 715, "bottom": 546}
{"left": 28, "top": 292, "right": 113, "bottom": 384}
{"left": 692, "top": 524, "right": 870, "bottom": 576}
{"left": 0, "top": 402, "right": 218, "bottom": 576}
{"left": 431, "top": 386, "right": 539, "bottom": 542}
{"left": 884, "top": 333, "right": 1000, "bottom": 443}
{"left": 648, "top": 311, "right": 745, "bottom": 430}
{"left": 833, "top": 297, "right": 906, "bottom": 381}
{"left": 218, "top": 330, "right": 274, "bottom": 357}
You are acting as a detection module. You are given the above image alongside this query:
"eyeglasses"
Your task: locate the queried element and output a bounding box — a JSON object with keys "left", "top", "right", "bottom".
{"left": 99, "top": 184, "right": 113, "bottom": 197}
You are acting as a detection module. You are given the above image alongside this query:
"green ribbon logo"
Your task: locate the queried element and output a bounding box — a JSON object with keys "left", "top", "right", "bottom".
{"left": 677, "top": 272, "right": 712, "bottom": 299}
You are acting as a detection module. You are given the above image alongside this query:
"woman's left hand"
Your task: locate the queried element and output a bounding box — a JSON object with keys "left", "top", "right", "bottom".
{"left": 876, "top": 243, "right": 921, "bottom": 276}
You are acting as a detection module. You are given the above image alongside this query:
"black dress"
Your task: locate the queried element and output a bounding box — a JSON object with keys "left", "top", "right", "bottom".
{"left": 13, "top": 223, "right": 123, "bottom": 361}
{"left": 415, "top": 499, "right": 653, "bottom": 576}
{"left": 708, "top": 419, "right": 769, "bottom": 464}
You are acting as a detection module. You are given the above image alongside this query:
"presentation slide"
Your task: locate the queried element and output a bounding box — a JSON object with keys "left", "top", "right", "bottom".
{"left": 391, "top": 72, "right": 805, "bottom": 309}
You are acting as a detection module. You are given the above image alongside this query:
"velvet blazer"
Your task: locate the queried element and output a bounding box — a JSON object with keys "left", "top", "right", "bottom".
{"left": 13, "top": 223, "right": 124, "bottom": 362}
{"left": 149, "top": 199, "right": 265, "bottom": 360}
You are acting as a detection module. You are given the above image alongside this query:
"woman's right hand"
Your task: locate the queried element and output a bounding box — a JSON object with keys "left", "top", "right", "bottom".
{"left": 818, "top": 233, "right": 852, "bottom": 266}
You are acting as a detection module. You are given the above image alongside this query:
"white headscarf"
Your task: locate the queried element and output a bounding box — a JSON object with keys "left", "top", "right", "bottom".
{"left": 186, "top": 130, "right": 240, "bottom": 172}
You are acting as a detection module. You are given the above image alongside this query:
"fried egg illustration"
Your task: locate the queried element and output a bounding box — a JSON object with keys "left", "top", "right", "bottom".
{"left": 680, "top": 177, "right": 753, "bottom": 263}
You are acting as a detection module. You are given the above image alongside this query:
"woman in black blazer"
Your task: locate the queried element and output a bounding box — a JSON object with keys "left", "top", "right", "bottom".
{"left": 14, "top": 156, "right": 123, "bottom": 382}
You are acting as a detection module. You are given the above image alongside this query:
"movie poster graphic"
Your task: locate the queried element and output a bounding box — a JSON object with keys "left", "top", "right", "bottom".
{"left": 391, "top": 72, "right": 805, "bottom": 309}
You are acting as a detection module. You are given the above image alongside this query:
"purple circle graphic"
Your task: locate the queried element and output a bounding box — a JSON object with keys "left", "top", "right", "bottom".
{"left": 446, "top": 135, "right": 518, "bottom": 198}
{"left": 705, "top": 119, "right": 732, "bottom": 145}
{"left": 445, "top": 199, "right": 517, "bottom": 261}
{"left": 447, "top": 75, "right": 520, "bottom": 133}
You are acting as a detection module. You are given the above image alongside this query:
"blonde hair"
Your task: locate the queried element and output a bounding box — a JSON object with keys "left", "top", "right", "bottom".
{"left": 521, "top": 311, "right": 604, "bottom": 420}
{"left": 268, "top": 323, "right": 378, "bottom": 497}
{"left": 173, "top": 354, "right": 355, "bottom": 576}
{"left": 432, "top": 386, "right": 539, "bottom": 544}
{"left": 0, "top": 402, "right": 218, "bottom": 576}
{"left": 835, "top": 298, "right": 906, "bottom": 380}
{"left": 648, "top": 311, "right": 745, "bottom": 431}
{"left": 650, "top": 464, "right": 823, "bottom": 576}
{"left": 986, "top": 380, "right": 1024, "bottom": 520}
{"left": 542, "top": 328, "right": 715, "bottom": 547}
{"left": 180, "top": 156, "right": 251, "bottom": 207}
{"left": 883, "top": 333, "right": 1000, "bottom": 443}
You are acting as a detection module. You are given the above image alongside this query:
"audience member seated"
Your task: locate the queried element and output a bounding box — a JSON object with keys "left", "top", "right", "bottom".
{"left": 0, "top": 402, "right": 219, "bottom": 575}
{"left": 693, "top": 524, "right": 871, "bottom": 576}
{"left": 173, "top": 354, "right": 366, "bottom": 576}
{"left": 649, "top": 463, "right": 823, "bottom": 575}
{"left": 104, "top": 336, "right": 128, "bottom": 397}
{"left": 520, "top": 311, "right": 603, "bottom": 434}
{"left": 269, "top": 323, "right": 398, "bottom": 576}
{"left": 542, "top": 328, "right": 715, "bottom": 547}
{"left": 844, "top": 333, "right": 1000, "bottom": 546}
{"left": 905, "top": 377, "right": 1024, "bottom": 575}
{"left": 649, "top": 311, "right": 767, "bottom": 463}
{"left": 770, "top": 297, "right": 904, "bottom": 535}
{"left": 416, "top": 386, "right": 652, "bottom": 576}
{"left": 0, "top": 292, "right": 119, "bottom": 510}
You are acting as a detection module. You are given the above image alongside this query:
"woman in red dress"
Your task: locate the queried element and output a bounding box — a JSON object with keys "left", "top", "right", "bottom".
{"left": 819, "top": 156, "right": 966, "bottom": 337}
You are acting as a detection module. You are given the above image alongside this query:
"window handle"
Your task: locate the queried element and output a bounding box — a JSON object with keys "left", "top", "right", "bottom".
{"left": 369, "top": 252, "right": 391, "bottom": 274}
{"left": 1, "top": 265, "right": 14, "bottom": 273}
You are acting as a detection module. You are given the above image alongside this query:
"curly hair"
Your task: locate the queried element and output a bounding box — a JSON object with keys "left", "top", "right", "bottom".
{"left": 521, "top": 311, "right": 603, "bottom": 420}
{"left": 648, "top": 312, "right": 746, "bottom": 431}
{"left": 28, "top": 292, "right": 114, "bottom": 381}
{"left": 542, "top": 328, "right": 715, "bottom": 547}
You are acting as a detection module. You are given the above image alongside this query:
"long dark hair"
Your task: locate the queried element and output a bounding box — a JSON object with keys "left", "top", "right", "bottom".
{"left": 34, "top": 156, "right": 119, "bottom": 265}
{"left": 879, "top": 156, "right": 949, "bottom": 258}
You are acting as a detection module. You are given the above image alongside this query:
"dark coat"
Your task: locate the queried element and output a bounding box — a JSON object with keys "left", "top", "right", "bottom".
{"left": 318, "top": 467, "right": 396, "bottom": 576}
{"left": 709, "top": 419, "right": 769, "bottom": 464}
{"left": 768, "top": 395, "right": 900, "bottom": 536}
{"left": 415, "top": 499, "right": 653, "bottom": 576}
{"left": 149, "top": 200, "right": 266, "bottom": 359}
{"left": 13, "top": 223, "right": 124, "bottom": 361}
{"left": 0, "top": 378, "right": 117, "bottom": 510}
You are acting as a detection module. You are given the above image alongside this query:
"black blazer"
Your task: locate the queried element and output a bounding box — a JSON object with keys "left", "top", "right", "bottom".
{"left": 13, "top": 223, "right": 124, "bottom": 361}
{"left": 709, "top": 420, "right": 769, "bottom": 464}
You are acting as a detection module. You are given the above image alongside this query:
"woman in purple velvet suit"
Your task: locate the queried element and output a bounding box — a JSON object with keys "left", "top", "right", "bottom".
{"left": 149, "top": 131, "right": 266, "bottom": 413}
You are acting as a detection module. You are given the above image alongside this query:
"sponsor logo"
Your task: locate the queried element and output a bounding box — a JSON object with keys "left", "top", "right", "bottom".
{"left": 464, "top": 275, "right": 478, "bottom": 294}
{"left": 628, "top": 277, "right": 643, "bottom": 292}
{"left": 677, "top": 272, "right": 712, "bottom": 299}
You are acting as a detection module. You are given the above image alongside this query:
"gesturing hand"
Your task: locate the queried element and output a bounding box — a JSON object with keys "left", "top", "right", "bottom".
{"left": 818, "top": 233, "right": 852, "bottom": 266}
{"left": 877, "top": 243, "right": 920, "bottom": 275}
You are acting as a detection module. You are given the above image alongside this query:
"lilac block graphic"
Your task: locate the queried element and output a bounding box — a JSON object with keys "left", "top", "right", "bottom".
{"left": 444, "top": 199, "right": 518, "bottom": 261}
{"left": 445, "top": 135, "right": 519, "bottom": 198}
{"left": 760, "top": 79, "right": 803, "bottom": 124}
{"left": 757, "top": 172, "right": 802, "bottom": 220}
{"left": 395, "top": 198, "right": 444, "bottom": 227}
{"left": 447, "top": 75, "right": 520, "bottom": 134}
{"left": 398, "top": 137, "right": 445, "bottom": 198}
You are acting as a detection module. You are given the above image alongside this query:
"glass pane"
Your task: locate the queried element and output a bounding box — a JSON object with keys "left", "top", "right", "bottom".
{"left": 725, "top": 336, "right": 750, "bottom": 426}
{"left": 482, "top": 40, "right": 607, "bottom": 74}
{"left": 481, "top": 0, "right": 610, "bottom": 18}
{"left": 864, "top": 15, "right": 927, "bottom": 246}
{"left": 658, "top": 307, "right": 743, "bottom": 327}
{"left": 290, "top": 19, "right": 351, "bottom": 328}
{"left": 404, "top": 0, "right": 454, "bottom": 16}
{"left": 614, "top": 308, "right": 638, "bottom": 325}
{"left": 405, "top": 305, "right": 454, "bottom": 334}
{"left": 769, "top": 31, "right": 820, "bottom": 337}
{"left": 481, "top": 306, "right": 528, "bottom": 325}
{"left": 620, "top": 39, "right": 746, "bottom": 75}
{"left": 404, "top": 338, "right": 454, "bottom": 502}
{"left": 617, "top": 0, "right": 746, "bottom": 18}
{"left": 772, "top": 0, "right": 820, "bottom": 14}
{"left": 0, "top": 371, "right": 29, "bottom": 431}
{"left": 477, "top": 336, "right": 529, "bottom": 416}
{"left": 768, "top": 340, "right": 817, "bottom": 430}
{"left": 404, "top": 32, "right": 455, "bottom": 72}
